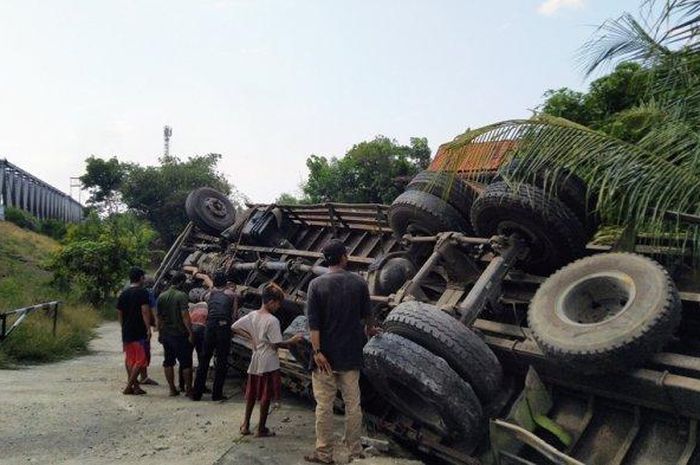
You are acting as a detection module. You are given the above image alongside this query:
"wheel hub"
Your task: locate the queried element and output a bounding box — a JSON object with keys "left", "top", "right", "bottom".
{"left": 204, "top": 197, "right": 228, "bottom": 218}
{"left": 556, "top": 271, "right": 636, "bottom": 326}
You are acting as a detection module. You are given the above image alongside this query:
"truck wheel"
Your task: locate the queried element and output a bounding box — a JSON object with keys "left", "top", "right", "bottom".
{"left": 389, "top": 190, "right": 470, "bottom": 238}
{"left": 383, "top": 301, "right": 502, "bottom": 403}
{"left": 185, "top": 188, "right": 236, "bottom": 235}
{"left": 406, "top": 171, "right": 476, "bottom": 222}
{"left": 528, "top": 253, "right": 682, "bottom": 374}
{"left": 363, "top": 333, "right": 485, "bottom": 449}
{"left": 494, "top": 161, "right": 599, "bottom": 235}
{"left": 470, "top": 181, "right": 587, "bottom": 276}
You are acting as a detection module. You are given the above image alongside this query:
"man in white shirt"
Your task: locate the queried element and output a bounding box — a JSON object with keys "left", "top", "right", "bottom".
{"left": 232, "top": 283, "right": 302, "bottom": 437}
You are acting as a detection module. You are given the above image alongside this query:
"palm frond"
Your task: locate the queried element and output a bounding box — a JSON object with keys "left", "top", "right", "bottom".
{"left": 580, "top": 12, "right": 672, "bottom": 77}
{"left": 438, "top": 116, "right": 700, "bottom": 261}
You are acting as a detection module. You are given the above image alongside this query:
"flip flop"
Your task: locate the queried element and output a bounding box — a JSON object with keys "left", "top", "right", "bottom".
{"left": 169, "top": 389, "right": 180, "bottom": 397}
{"left": 239, "top": 425, "right": 251, "bottom": 436}
{"left": 122, "top": 387, "right": 135, "bottom": 395}
{"left": 303, "top": 453, "right": 334, "bottom": 464}
{"left": 140, "top": 378, "right": 159, "bottom": 386}
{"left": 255, "top": 427, "right": 276, "bottom": 438}
{"left": 134, "top": 387, "right": 147, "bottom": 395}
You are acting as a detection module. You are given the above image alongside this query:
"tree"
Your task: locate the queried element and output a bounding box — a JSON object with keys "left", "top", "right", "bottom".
{"left": 302, "top": 136, "right": 431, "bottom": 204}
{"left": 276, "top": 193, "right": 304, "bottom": 205}
{"left": 50, "top": 212, "right": 156, "bottom": 306}
{"left": 79, "top": 156, "right": 130, "bottom": 214}
{"left": 81, "top": 153, "right": 234, "bottom": 245}
{"left": 540, "top": 62, "right": 652, "bottom": 142}
{"left": 441, "top": 0, "right": 700, "bottom": 260}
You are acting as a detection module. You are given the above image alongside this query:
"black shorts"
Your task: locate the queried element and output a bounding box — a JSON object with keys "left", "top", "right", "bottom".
{"left": 161, "top": 334, "right": 193, "bottom": 369}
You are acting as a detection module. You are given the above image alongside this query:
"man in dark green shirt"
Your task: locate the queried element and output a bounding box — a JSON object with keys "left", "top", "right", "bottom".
{"left": 157, "top": 272, "right": 194, "bottom": 396}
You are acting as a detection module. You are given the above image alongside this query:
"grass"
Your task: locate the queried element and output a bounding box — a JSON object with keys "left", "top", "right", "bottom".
{"left": 0, "top": 222, "right": 100, "bottom": 368}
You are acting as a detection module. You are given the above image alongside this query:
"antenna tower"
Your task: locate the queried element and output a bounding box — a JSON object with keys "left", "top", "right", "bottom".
{"left": 163, "top": 125, "right": 173, "bottom": 158}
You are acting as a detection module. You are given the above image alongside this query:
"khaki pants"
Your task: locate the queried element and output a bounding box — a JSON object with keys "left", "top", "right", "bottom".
{"left": 312, "top": 369, "right": 363, "bottom": 461}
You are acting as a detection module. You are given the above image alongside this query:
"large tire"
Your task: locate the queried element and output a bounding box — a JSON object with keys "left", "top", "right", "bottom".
{"left": 383, "top": 301, "right": 502, "bottom": 403}
{"left": 185, "top": 187, "right": 236, "bottom": 235}
{"left": 406, "top": 171, "right": 477, "bottom": 223}
{"left": 470, "top": 181, "right": 588, "bottom": 276}
{"left": 389, "top": 190, "right": 470, "bottom": 238}
{"left": 528, "top": 253, "right": 682, "bottom": 374}
{"left": 494, "top": 161, "right": 599, "bottom": 235}
{"left": 363, "top": 333, "right": 485, "bottom": 450}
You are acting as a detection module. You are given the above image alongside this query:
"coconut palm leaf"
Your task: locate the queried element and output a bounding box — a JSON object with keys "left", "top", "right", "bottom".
{"left": 437, "top": 115, "right": 700, "bottom": 259}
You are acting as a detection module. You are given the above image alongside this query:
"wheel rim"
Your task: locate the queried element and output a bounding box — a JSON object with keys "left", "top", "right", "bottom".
{"left": 555, "top": 271, "right": 636, "bottom": 326}
{"left": 204, "top": 196, "right": 228, "bottom": 218}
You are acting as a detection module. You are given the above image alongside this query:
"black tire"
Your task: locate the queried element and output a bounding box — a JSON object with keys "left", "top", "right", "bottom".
{"left": 363, "top": 333, "right": 485, "bottom": 450}
{"left": 470, "top": 181, "right": 588, "bottom": 276}
{"left": 185, "top": 187, "right": 236, "bottom": 235}
{"left": 383, "top": 301, "right": 502, "bottom": 403}
{"left": 528, "top": 253, "right": 682, "bottom": 374}
{"left": 389, "top": 190, "right": 470, "bottom": 238}
{"left": 406, "top": 171, "right": 477, "bottom": 222}
{"left": 493, "top": 160, "right": 599, "bottom": 235}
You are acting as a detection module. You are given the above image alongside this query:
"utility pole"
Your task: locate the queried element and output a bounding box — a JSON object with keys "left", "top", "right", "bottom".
{"left": 69, "top": 177, "right": 82, "bottom": 204}
{"left": 163, "top": 125, "right": 173, "bottom": 158}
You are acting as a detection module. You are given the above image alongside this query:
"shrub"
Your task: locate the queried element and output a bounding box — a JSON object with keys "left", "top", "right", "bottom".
{"left": 49, "top": 211, "right": 156, "bottom": 306}
{"left": 39, "top": 219, "right": 68, "bottom": 240}
{"left": 4, "top": 207, "right": 39, "bottom": 231}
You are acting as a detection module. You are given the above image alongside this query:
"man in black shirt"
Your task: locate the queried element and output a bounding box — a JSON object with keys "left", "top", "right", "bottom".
{"left": 116, "top": 267, "right": 152, "bottom": 395}
{"left": 192, "top": 270, "right": 237, "bottom": 401}
{"left": 304, "top": 240, "right": 380, "bottom": 464}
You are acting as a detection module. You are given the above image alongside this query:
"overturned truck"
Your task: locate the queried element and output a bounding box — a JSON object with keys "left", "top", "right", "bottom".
{"left": 156, "top": 147, "right": 700, "bottom": 464}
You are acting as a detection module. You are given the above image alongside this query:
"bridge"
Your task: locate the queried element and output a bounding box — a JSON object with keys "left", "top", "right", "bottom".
{"left": 0, "top": 159, "right": 82, "bottom": 223}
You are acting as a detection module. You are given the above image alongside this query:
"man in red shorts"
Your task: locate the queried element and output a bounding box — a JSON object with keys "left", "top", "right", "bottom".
{"left": 117, "top": 267, "right": 153, "bottom": 395}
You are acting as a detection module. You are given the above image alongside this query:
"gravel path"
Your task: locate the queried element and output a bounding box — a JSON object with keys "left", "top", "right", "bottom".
{"left": 0, "top": 322, "right": 422, "bottom": 465}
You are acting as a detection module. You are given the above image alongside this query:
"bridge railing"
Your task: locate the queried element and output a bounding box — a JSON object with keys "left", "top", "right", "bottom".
{"left": 0, "top": 159, "right": 82, "bottom": 223}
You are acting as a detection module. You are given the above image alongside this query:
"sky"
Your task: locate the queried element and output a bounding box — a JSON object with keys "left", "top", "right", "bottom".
{"left": 0, "top": 0, "right": 641, "bottom": 203}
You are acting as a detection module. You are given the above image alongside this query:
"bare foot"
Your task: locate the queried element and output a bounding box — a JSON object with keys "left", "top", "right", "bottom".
{"left": 169, "top": 389, "right": 180, "bottom": 397}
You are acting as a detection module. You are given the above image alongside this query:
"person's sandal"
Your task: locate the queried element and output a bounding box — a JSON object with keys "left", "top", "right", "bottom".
{"left": 169, "top": 389, "right": 180, "bottom": 397}
{"left": 303, "top": 452, "right": 334, "bottom": 464}
{"left": 122, "top": 387, "right": 135, "bottom": 395}
{"left": 133, "top": 387, "right": 147, "bottom": 395}
{"left": 140, "top": 378, "right": 159, "bottom": 386}
{"left": 239, "top": 425, "right": 251, "bottom": 436}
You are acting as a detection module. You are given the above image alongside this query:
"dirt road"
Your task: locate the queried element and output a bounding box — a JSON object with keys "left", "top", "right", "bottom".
{"left": 0, "top": 322, "right": 421, "bottom": 465}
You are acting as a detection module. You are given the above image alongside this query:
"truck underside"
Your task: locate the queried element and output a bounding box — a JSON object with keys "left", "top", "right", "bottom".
{"left": 156, "top": 198, "right": 700, "bottom": 465}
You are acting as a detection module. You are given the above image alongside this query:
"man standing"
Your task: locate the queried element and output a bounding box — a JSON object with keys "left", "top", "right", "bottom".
{"left": 304, "top": 240, "right": 380, "bottom": 464}
{"left": 157, "top": 272, "right": 194, "bottom": 397}
{"left": 116, "top": 267, "right": 152, "bottom": 395}
{"left": 192, "top": 270, "right": 237, "bottom": 401}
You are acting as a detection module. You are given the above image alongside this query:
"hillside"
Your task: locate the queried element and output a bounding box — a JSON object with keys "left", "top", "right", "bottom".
{"left": 0, "top": 221, "right": 98, "bottom": 367}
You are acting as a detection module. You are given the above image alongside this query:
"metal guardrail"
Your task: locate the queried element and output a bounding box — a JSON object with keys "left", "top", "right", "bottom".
{"left": 0, "top": 159, "right": 82, "bottom": 223}
{"left": 0, "top": 301, "right": 61, "bottom": 342}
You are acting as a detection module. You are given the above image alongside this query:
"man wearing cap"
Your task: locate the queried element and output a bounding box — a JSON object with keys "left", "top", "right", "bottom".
{"left": 304, "top": 240, "right": 380, "bottom": 464}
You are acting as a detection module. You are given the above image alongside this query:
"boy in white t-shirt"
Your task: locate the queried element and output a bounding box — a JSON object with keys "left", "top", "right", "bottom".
{"left": 232, "top": 282, "right": 303, "bottom": 437}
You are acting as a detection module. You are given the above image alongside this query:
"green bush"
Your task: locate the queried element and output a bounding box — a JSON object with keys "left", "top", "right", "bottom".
{"left": 39, "top": 219, "right": 68, "bottom": 241}
{"left": 49, "top": 211, "right": 156, "bottom": 306}
{"left": 4, "top": 207, "right": 39, "bottom": 231}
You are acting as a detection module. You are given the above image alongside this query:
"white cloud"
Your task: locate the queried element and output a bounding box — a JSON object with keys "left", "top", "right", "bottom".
{"left": 537, "top": 0, "right": 585, "bottom": 16}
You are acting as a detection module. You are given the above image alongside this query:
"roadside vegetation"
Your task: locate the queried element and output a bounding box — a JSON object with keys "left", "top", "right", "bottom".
{"left": 0, "top": 221, "right": 98, "bottom": 368}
